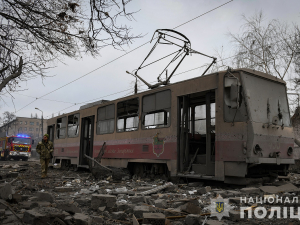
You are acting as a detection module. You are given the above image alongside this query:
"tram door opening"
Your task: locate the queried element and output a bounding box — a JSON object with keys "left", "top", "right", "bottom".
{"left": 178, "top": 90, "right": 216, "bottom": 176}
{"left": 79, "top": 116, "right": 95, "bottom": 166}
{"left": 47, "top": 125, "right": 55, "bottom": 143}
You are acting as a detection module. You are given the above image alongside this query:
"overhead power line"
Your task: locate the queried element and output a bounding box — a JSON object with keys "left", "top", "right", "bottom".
{"left": 12, "top": 93, "right": 76, "bottom": 104}
{"left": 18, "top": 30, "right": 298, "bottom": 112}
{"left": 15, "top": 0, "right": 234, "bottom": 113}
{"left": 47, "top": 64, "right": 208, "bottom": 117}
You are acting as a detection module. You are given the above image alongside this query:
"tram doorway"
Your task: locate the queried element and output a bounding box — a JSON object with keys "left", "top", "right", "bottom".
{"left": 178, "top": 90, "right": 216, "bottom": 176}
{"left": 47, "top": 125, "right": 55, "bottom": 143}
{"left": 79, "top": 116, "right": 95, "bottom": 166}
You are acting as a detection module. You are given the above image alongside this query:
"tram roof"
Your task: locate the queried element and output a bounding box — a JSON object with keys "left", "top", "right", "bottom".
{"left": 52, "top": 68, "right": 285, "bottom": 119}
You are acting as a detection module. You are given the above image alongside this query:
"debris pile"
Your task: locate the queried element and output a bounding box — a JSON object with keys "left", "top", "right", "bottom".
{"left": 0, "top": 161, "right": 300, "bottom": 225}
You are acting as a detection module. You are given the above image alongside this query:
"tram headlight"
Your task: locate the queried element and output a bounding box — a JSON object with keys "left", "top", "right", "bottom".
{"left": 287, "top": 147, "right": 293, "bottom": 156}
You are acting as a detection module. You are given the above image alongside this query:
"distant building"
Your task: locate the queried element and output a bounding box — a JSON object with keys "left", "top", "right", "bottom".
{"left": 0, "top": 117, "right": 47, "bottom": 148}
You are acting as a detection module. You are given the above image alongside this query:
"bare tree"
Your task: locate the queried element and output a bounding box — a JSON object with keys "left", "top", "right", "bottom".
{"left": 213, "top": 11, "right": 297, "bottom": 81}
{"left": 0, "top": 0, "right": 140, "bottom": 96}
{"left": 1, "top": 111, "right": 16, "bottom": 135}
{"left": 2, "top": 111, "right": 16, "bottom": 124}
{"left": 294, "top": 26, "right": 300, "bottom": 79}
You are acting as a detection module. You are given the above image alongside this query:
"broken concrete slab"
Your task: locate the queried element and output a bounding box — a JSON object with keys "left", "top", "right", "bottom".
{"left": 276, "top": 183, "right": 300, "bottom": 193}
{"left": 36, "top": 207, "right": 66, "bottom": 219}
{"left": 240, "top": 187, "right": 261, "bottom": 195}
{"left": 12, "top": 193, "right": 22, "bottom": 202}
{"left": 111, "top": 211, "right": 127, "bottom": 220}
{"left": 2, "top": 214, "right": 24, "bottom": 224}
{"left": 91, "top": 194, "right": 116, "bottom": 209}
{"left": 154, "top": 199, "right": 167, "bottom": 208}
{"left": 56, "top": 202, "right": 82, "bottom": 214}
{"left": 22, "top": 210, "right": 46, "bottom": 225}
{"left": 18, "top": 201, "right": 39, "bottom": 210}
{"left": 73, "top": 213, "right": 91, "bottom": 225}
{"left": 98, "top": 206, "right": 106, "bottom": 212}
{"left": 0, "top": 183, "right": 12, "bottom": 200}
{"left": 36, "top": 191, "right": 54, "bottom": 203}
{"left": 133, "top": 205, "right": 150, "bottom": 218}
{"left": 5, "top": 209, "right": 13, "bottom": 216}
{"left": 185, "top": 214, "right": 201, "bottom": 225}
{"left": 143, "top": 213, "right": 165, "bottom": 224}
{"left": 259, "top": 186, "right": 278, "bottom": 194}
{"left": 180, "top": 202, "right": 201, "bottom": 214}
{"left": 91, "top": 215, "right": 104, "bottom": 224}
{"left": 133, "top": 214, "right": 139, "bottom": 225}
{"left": 128, "top": 195, "right": 145, "bottom": 204}
{"left": 227, "top": 190, "right": 242, "bottom": 197}
{"left": 214, "top": 190, "right": 228, "bottom": 197}
{"left": 197, "top": 186, "right": 211, "bottom": 195}
{"left": 75, "top": 198, "right": 91, "bottom": 206}
{"left": 259, "top": 183, "right": 300, "bottom": 194}
{"left": 64, "top": 215, "right": 73, "bottom": 225}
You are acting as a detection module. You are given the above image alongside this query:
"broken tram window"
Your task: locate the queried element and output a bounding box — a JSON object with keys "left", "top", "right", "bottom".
{"left": 142, "top": 90, "right": 171, "bottom": 129}
{"left": 68, "top": 113, "right": 80, "bottom": 138}
{"left": 117, "top": 98, "right": 139, "bottom": 132}
{"left": 56, "top": 117, "right": 67, "bottom": 139}
{"left": 97, "top": 104, "right": 115, "bottom": 134}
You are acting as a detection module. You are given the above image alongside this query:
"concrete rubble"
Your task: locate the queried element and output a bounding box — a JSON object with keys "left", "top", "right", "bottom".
{"left": 0, "top": 160, "right": 300, "bottom": 225}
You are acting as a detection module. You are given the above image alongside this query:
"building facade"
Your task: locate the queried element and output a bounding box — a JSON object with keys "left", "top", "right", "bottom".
{"left": 0, "top": 117, "right": 47, "bottom": 147}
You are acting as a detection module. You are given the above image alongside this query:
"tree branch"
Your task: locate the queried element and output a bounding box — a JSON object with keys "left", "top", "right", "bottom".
{"left": 0, "top": 57, "right": 23, "bottom": 92}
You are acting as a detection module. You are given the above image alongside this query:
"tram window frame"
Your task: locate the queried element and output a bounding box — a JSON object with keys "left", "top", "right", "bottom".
{"left": 142, "top": 90, "right": 171, "bottom": 129}
{"left": 56, "top": 116, "right": 67, "bottom": 139}
{"left": 67, "top": 113, "right": 80, "bottom": 138}
{"left": 117, "top": 98, "right": 139, "bottom": 132}
{"left": 97, "top": 104, "right": 115, "bottom": 135}
{"left": 193, "top": 103, "right": 216, "bottom": 135}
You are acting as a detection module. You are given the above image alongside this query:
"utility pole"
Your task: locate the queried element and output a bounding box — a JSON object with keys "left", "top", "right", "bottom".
{"left": 35, "top": 108, "right": 43, "bottom": 138}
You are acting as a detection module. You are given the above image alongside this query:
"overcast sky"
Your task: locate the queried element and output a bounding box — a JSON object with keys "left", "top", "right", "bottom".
{"left": 1, "top": 0, "right": 300, "bottom": 119}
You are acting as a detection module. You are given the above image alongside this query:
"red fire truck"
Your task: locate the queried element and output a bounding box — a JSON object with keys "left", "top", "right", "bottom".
{"left": 0, "top": 134, "right": 34, "bottom": 161}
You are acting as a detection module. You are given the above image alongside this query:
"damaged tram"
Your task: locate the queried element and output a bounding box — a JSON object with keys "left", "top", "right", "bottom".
{"left": 47, "top": 68, "right": 296, "bottom": 184}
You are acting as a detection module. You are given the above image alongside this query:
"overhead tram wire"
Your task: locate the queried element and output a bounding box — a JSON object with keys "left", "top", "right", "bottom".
{"left": 15, "top": 0, "right": 234, "bottom": 114}
{"left": 12, "top": 92, "right": 76, "bottom": 104}
{"left": 16, "top": 29, "right": 296, "bottom": 107}
{"left": 49, "top": 34, "right": 298, "bottom": 117}
{"left": 47, "top": 64, "right": 208, "bottom": 117}
{"left": 33, "top": 30, "right": 300, "bottom": 116}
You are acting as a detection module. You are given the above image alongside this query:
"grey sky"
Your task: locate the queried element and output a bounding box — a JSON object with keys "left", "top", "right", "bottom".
{"left": 1, "top": 0, "right": 300, "bottom": 119}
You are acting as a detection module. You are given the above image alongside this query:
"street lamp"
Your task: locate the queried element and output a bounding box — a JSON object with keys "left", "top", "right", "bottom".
{"left": 35, "top": 108, "right": 43, "bottom": 138}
